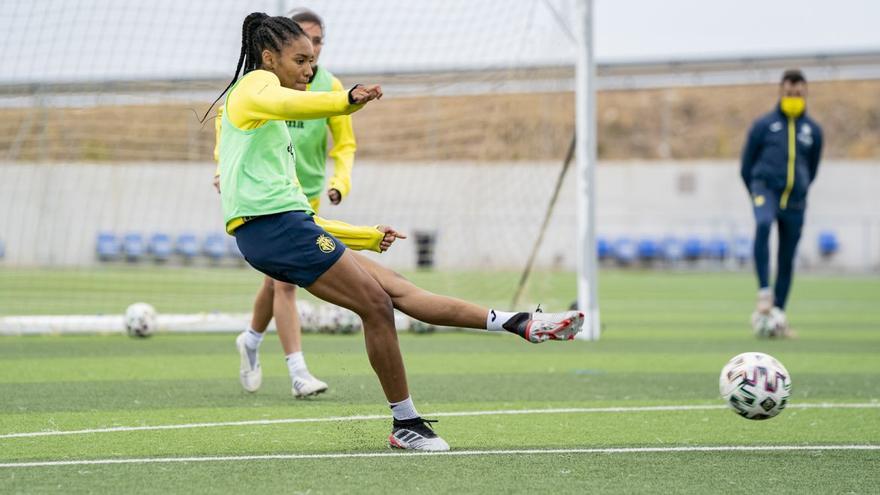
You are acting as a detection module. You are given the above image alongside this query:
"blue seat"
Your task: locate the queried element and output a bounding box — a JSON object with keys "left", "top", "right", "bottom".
{"left": 597, "top": 237, "right": 611, "bottom": 261}
{"left": 683, "top": 237, "right": 703, "bottom": 261}
{"left": 149, "top": 233, "right": 173, "bottom": 262}
{"left": 705, "top": 238, "right": 729, "bottom": 260}
{"left": 227, "top": 236, "right": 244, "bottom": 259}
{"left": 203, "top": 233, "right": 227, "bottom": 262}
{"left": 176, "top": 233, "right": 199, "bottom": 260}
{"left": 96, "top": 232, "right": 120, "bottom": 261}
{"left": 613, "top": 237, "right": 637, "bottom": 265}
{"left": 733, "top": 237, "right": 752, "bottom": 264}
{"left": 0, "top": 238, "right": 5, "bottom": 259}
{"left": 637, "top": 238, "right": 660, "bottom": 262}
{"left": 818, "top": 231, "right": 839, "bottom": 258}
{"left": 123, "top": 232, "right": 145, "bottom": 262}
{"left": 660, "top": 237, "right": 683, "bottom": 262}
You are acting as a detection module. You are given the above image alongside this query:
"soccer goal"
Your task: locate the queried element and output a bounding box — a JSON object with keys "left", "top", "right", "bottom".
{"left": 0, "top": 0, "right": 599, "bottom": 339}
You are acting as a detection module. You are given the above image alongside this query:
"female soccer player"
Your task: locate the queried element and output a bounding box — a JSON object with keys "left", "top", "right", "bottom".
{"left": 214, "top": 12, "right": 584, "bottom": 451}
{"left": 217, "top": 8, "right": 365, "bottom": 400}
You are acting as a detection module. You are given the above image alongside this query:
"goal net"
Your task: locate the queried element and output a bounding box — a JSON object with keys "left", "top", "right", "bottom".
{"left": 0, "top": 0, "right": 584, "bottom": 334}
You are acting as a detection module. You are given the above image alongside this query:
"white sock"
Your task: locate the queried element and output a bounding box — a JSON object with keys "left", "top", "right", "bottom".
{"left": 244, "top": 327, "right": 264, "bottom": 350}
{"left": 389, "top": 396, "right": 420, "bottom": 421}
{"left": 486, "top": 309, "right": 518, "bottom": 331}
{"left": 240, "top": 328, "right": 263, "bottom": 369}
{"left": 286, "top": 351, "right": 311, "bottom": 380}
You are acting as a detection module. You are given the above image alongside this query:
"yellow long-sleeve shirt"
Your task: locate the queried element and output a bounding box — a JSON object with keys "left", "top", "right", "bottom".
{"left": 213, "top": 70, "right": 382, "bottom": 252}
{"left": 324, "top": 76, "right": 356, "bottom": 199}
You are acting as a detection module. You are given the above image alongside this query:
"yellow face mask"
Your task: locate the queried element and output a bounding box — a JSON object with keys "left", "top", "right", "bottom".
{"left": 780, "top": 96, "right": 805, "bottom": 117}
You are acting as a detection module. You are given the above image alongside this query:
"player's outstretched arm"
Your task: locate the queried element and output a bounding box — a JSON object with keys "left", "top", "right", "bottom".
{"left": 234, "top": 71, "right": 380, "bottom": 123}
{"left": 314, "top": 217, "right": 403, "bottom": 253}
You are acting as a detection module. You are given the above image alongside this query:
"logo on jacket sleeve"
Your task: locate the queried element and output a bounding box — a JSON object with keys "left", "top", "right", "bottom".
{"left": 316, "top": 234, "right": 336, "bottom": 253}
{"left": 798, "top": 123, "right": 813, "bottom": 146}
{"left": 753, "top": 195, "right": 765, "bottom": 207}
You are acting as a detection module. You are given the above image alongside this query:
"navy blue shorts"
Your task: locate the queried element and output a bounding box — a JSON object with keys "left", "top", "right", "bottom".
{"left": 233, "top": 211, "right": 345, "bottom": 287}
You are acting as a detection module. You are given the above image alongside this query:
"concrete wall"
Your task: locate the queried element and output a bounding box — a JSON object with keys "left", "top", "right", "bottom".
{"left": 0, "top": 160, "right": 878, "bottom": 270}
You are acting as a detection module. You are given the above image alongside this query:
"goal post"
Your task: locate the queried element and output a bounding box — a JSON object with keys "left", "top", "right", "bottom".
{"left": 0, "top": 0, "right": 592, "bottom": 336}
{"left": 574, "top": 0, "right": 601, "bottom": 340}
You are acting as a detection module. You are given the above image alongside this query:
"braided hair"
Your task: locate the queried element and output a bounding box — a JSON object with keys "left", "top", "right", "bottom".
{"left": 201, "top": 12, "right": 306, "bottom": 123}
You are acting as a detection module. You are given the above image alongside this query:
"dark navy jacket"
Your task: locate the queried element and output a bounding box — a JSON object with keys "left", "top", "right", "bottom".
{"left": 741, "top": 104, "right": 823, "bottom": 208}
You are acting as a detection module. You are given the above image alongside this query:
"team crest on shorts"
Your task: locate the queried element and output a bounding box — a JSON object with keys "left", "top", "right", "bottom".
{"left": 316, "top": 234, "right": 336, "bottom": 253}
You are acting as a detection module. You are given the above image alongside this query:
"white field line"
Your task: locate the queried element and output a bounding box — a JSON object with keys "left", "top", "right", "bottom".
{"left": 1, "top": 445, "right": 879, "bottom": 469}
{"left": 1, "top": 402, "right": 878, "bottom": 440}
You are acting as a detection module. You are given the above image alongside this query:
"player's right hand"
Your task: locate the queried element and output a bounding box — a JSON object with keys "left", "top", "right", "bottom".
{"left": 349, "top": 84, "right": 382, "bottom": 105}
{"left": 377, "top": 225, "right": 406, "bottom": 252}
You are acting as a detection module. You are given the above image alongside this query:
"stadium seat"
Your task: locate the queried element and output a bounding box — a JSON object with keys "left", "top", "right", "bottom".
{"left": 613, "top": 237, "right": 637, "bottom": 265}
{"left": 818, "top": 230, "right": 839, "bottom": 258}
{"left": 596, "top": 237, "right": 612, "bottom": 261}
{"left": 176, "top": 233, "right": 199, "bottom": 261}
{"left": 705, "top": 238, "right": 729, "bottom": 260}
{"left": 203, "top": 233, "right": 227, "bottom": 262}
{"left": 122, "top": 232, "right": 145, "bottom": 262}
{"left": 636, "top": 238, "right": 659, "bottom": 263}
{"left": 0, "top": 238, "right": 5, "bottom": 259}
{"left": 682, "top": 237, "right": 703, "bottom": 261}
{"left": 660, "top": 237, "right": 684, "bottom": 263}
{"left": 149, "top": 232, "right": 173, "bottom": 262}
{"left": 96, "top": 232, "right": 120, "bottom": 261}
{"left": 732, "top": 237, "right": 752, "bottom": 265}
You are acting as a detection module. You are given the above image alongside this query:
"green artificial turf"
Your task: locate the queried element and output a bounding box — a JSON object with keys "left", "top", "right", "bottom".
{"left": 0, "top": 270, "right": 878, "bottom": 493}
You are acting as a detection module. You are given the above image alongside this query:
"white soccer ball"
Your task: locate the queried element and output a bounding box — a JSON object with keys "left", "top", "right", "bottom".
{"left": 751, "top": 307, "right": 787, "bottom": 338}
{"left": 719, "top": 352, "right": 791, "bottom": 420}
{"left": 315, "top": 305, "right": 362, "bottom": 334}
{"left": 297, "top": 300, "right": 319, "bottom": 333}
{"left": 409, "top": 319, "right": 437, "bottom": 334}
{"left": 124, "top": 302, "right": 157, "bottom": 338}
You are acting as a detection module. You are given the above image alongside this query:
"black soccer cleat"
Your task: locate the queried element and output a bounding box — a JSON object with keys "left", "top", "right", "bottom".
{"left": 388, "top": 417, "right": 450, "bottom": 451}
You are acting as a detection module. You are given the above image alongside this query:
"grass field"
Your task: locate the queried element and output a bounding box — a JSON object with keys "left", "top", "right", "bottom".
{"left": 1, "top": 270, "right": 879, "bottom": 493}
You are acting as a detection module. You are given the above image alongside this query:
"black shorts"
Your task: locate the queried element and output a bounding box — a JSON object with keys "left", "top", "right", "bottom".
{"left": 233, "top": 211, "right": 345, "bottom": 287}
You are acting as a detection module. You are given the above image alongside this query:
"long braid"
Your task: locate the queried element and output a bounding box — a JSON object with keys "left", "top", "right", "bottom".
{"left": 200, "top": 13, "right": 304, "bottom": 123}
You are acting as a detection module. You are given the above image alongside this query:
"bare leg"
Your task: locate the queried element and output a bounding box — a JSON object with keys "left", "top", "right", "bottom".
{"left": 272, "top": 280, "right": 302, "bottom": 355}
{"left": 349, "top": 252, "right": 488, "bottom": 329}
{"left": 250, "top": 276, "right": 275, "bottom": 333}
{"left": 306, "top": 250, "right": 407, "bottom": 402}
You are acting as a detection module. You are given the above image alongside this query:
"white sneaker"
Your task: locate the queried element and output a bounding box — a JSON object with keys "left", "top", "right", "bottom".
{"left": 503, "top": 310, "right": 585, "bottom": 343}
{"left": 772, "top": 307, "right": 798, "bottom": 339}
{"left": 292, "top": 375, "right": 329, "bottom": 398}
{"left": 235, "top": 332, "right": 262, "bottom": 392}
{"left": 389, "top": 418, "right": 450, "bottom": 451}
{"left": 756, "top": 289, "right": 773, "bottom": 314}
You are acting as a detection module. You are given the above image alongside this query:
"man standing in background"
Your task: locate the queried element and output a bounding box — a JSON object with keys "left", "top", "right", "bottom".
{"left": 741, "top": 69, "right": 824, "bottom": 337}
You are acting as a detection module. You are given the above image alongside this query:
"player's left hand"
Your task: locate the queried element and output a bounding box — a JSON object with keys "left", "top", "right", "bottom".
{"left": 328, "top": 188, "right": 342, "bottom": 205}
{"left": 377, "top": 225, "right": 406, "bottom": 252}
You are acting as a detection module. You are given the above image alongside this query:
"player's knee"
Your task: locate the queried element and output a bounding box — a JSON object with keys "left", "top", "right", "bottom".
{"left": 755, "top": 219, "right": 773, "bottom": 237}
{"left": 274, "top": 280, "right": 297, "bottom": 295}
{"left": 360, "top": 286, "right": 394, "bottom": 321}
{"left": 261, "top": 276, "right": 275, "bottom": 293}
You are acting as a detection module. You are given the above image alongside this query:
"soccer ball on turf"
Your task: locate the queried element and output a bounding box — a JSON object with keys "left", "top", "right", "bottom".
{"left": 297, "top": 300, "right": 319, "bottom": 333}
{"left": 751, "top": 307, "right": 787, "bottom": 338}
{"left": 124, "top": 302, "right": 157, "bottom": 338}
{"left": 719, "top": 352, "right": 791, "bottom": 420}
{"left": 316, "top": 305, "right": 362, "bottom": 334}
